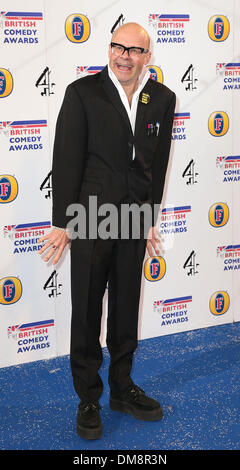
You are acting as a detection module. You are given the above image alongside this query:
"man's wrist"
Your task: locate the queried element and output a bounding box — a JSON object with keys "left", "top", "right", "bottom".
{"left": 53, "top": 226, "right": 73, "bottom": 238}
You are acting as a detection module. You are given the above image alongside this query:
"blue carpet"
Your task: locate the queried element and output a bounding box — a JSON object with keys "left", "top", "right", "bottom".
{"left": 0, "top": 322, "right": 239, "bottom": 450}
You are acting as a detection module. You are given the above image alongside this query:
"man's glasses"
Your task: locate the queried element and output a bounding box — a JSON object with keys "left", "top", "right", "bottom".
{"left": 110, "top": 42, "right": 149, "bottom": 58}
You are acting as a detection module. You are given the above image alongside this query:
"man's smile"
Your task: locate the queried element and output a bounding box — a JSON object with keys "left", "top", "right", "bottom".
{"left": 115, "top": 61, "right": 134, "bottom": 72}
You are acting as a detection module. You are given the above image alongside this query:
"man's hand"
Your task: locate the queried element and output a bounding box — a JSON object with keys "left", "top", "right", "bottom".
{"left": 38, "top": 228, "right": 71, "bottom": 265}
{"left": 146, "top": 226, "right": 162, "bottom": 257}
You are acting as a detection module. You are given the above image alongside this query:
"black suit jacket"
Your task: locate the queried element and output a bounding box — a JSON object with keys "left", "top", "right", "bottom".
{"left": 52, "top": 66, "right": 176, "bottom": 233}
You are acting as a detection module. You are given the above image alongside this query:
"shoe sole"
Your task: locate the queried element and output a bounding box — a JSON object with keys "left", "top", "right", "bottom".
{"left": 76, "top": 422, "right": 102, "bottom": 440}
{"left": 110, "top": 398, "right": 163, "bottom": 421}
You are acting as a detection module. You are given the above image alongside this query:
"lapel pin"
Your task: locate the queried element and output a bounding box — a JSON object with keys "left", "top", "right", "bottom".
{"left": 140, "top": 92, "right": 150, "bottom": 104}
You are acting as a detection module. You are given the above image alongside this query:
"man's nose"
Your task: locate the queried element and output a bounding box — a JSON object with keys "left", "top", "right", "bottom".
{"left": 121, "top": 49, "right": 130, "bottom": 58}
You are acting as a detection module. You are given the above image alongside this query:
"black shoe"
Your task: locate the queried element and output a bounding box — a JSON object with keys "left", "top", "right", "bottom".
{"left": 110, "top": 384, "right": 163, "bottom": 421}
{"left": 76, "top": 401, "right": 102, "bottom": 440}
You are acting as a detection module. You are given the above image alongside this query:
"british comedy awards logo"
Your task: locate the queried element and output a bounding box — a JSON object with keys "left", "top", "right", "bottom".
{"left": 216, "top": 155, "right": 240, "bottom": 183}
{"left": 0, "top": 119, "right": 47, "bottom": 151}
{"left": 76, "top": 66, "right": 104, "bottom": 78}
{"left": 148, "top": 14, "right": 190, "bottom": 44}
{"left": 160, "top": 205, "right": 191, "bottom": 235}
{"left": 8, "top": 319, "right": 54, "bottom": 355}
{"left": 216, "top": 63, "right": 240, "bottom": 91}
{"left": 153, "top": 295, "right": 192, "bottom": 327}
{"left": 217, "top": 244, "right": 240, "bottom": 272}
{"left": 0, "top": 11, "right": 43, "bottom": 44}
{"left": 4, "top": 221, "right": 51, "bottom": 254}
{"left": 172, "top": 112, "right": 190, "bottom": 140}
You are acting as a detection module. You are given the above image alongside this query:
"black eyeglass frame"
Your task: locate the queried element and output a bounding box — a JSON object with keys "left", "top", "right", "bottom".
{"left": 110, "top": 42, "right": 149, "bottom": 56}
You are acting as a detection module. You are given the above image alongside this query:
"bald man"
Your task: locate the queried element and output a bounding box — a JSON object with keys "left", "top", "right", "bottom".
{"left": 39, "top": 22, "right": 176, "bottom": 440}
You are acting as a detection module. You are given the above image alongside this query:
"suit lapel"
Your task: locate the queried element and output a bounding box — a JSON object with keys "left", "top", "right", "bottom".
{"left": 100, "top": 67, "right": 153, "bottom": 138}
{"left": 100, "top": 66, "right": 133, "bottom": 135}
{"left": 134, "top": 80, "right": 152, "bottom": 138}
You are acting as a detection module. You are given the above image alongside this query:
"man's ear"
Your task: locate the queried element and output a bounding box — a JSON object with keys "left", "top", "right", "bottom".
{"left": 144, "top": 50, "right": 152, "bottom": 65}
{"left": 108, "top": 44, "right": 112, "bottom": 60}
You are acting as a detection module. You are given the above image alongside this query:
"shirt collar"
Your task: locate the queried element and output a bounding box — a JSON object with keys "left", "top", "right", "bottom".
{"left": 107, "top": 63, "right": 150, "bottom": 97}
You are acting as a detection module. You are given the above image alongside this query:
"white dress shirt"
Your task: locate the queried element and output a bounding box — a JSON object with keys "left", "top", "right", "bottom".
{"left": 108, "top": 64, "right": 150, "bottom": 159}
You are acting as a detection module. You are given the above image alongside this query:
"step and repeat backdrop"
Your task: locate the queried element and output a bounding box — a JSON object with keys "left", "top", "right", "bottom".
{"left": 1, "top": 0, "right": 240, "bottom": 368}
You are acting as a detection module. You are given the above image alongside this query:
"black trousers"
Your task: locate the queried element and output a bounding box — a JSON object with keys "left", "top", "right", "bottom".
{"left": 70, "top": 237, "right": 147, "bottom": 402}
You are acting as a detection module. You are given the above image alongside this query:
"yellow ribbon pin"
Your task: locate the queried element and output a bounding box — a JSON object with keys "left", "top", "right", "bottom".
{"left": 140, "top": 92, "right": 150, "bottom": 104}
